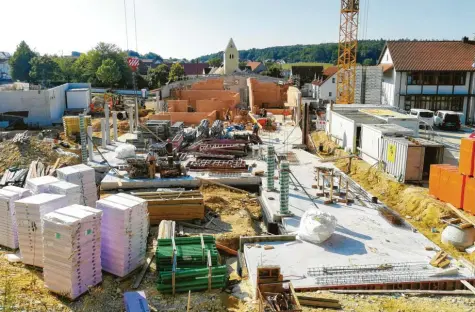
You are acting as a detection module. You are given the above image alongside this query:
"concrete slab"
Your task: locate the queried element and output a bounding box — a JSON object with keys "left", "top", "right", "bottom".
{"left": 243, "top": 119, "right": 475, "bottom": 290}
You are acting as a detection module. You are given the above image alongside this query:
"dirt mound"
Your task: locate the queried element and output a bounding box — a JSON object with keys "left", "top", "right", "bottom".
{"left": 0, "top": 138, "right": 80, "bottom": 172}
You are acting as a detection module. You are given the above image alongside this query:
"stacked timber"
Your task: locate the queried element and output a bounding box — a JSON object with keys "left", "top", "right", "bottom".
{"left": 25, "top": 159, "right": 61, "bottom": 181}
{"left": 15, "top": 194, "right": 68, "bottom": 267}
{"left": 42, "top": 205, "right": 102, "bottom": 299}
{"left": 131, "top": 190, "right": 204, "bottom": 224}
{"left": 0, "top": 186, "right": 32, "bottom": 249}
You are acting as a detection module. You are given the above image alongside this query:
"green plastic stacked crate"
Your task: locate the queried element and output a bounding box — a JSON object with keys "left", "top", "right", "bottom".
{"left": 155, "top": 236, "right": 228, "bottom": 293}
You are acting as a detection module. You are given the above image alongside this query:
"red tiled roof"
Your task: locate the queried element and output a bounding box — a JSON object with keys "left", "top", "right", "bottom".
{"left": 182, "top": 63, "right": 209, "bottom": 75}
{"left": 247, "top": 61, "right": 262, "bottom": 71}
{"left": 385, "top": 41, "right": 475, "bottom": 71}
{"left": 323, "top": 66, "right": 338, "bottom": 77}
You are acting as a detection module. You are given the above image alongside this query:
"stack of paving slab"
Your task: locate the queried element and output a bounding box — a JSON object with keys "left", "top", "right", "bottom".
{"left": 25, "top": 176, "right": 60, "bottom": 194}
{"left": 0, "top": 186, "right": 32, "bottom": 249}
{"left": 48, "top": 181, "right": 82, "bottom": 206}
{"left": 56, "top": 164, "right": 97, "bottom": 207}
{"left": 15, "top": 193, "right": 68, "bottom": 267}
{"left": 96, "top": 193, "right": 148, "bottom": 277}
{"left": 43, "top": 205, "right": 102, "bottom": 299}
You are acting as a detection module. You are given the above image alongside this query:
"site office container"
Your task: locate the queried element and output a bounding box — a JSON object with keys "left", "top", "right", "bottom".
{"left": 463, "top": 177, "right": 475, "bottom": 215}
{"left": 360, "top": 124, "right": 414, "bottom": 166}
{"left": 380, "top": 137, "right": 444, "bottom": 183}
{"left": 459, "top": 138, "right": 475, "bottom": 176}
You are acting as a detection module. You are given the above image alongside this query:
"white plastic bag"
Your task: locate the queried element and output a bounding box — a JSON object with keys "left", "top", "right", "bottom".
{"left": 115, "top": 144, "right": 136, "bottom": 159}
{"left": 297, "top": 209, "right": 337, "bottom": 244}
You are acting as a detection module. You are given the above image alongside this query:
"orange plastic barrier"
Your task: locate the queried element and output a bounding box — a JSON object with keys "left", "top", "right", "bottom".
{"left": 429, "top": 164, "right": 453, "bottom": 198}
{"left": 446, "top": 170, "right": 466, "bottom": 209}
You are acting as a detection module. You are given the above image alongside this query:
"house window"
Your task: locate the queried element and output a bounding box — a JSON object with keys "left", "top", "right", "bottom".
{"left": 453, "top": 72, "right": 466, "bottom": 85}
{"left": 438, "top": 72, "right": 452, "bottom": 85}
{"left": 404, "top": 95, "right": 464, "bottom": 111}
{"left": 329, "top": 92, "right": 332, "bottom": 97}
{"left": 422, "top": 72, "right": 437, "bottom": 85}
{"left": 332, "top": 78, "right": 335, "bottom": 83}
{"left": 407, "top": 72, "right": 422, "bottom": 85}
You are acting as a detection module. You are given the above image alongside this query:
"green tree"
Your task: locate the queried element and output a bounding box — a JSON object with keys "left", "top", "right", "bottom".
{"left": 71, "top": 54, "right": 90, "bottom": 82}
{"left": 88, "top": 43, "right": 130, "bottom": 86}
{"left": 143, "top": 52, "right": 163, "bottom": 62}
{"left": 264, "top": 65, "right": 282, "bottom": 78}
{"left": 96, "top": 59, "right": 121, "bottom": 87}
{"left": 9, "top": 41, "right": 37, "bottom": 82}
{"left": 362, "top": 58, "right": 374, "bottom": 66}
{"left": 168, "top": 63, "right": 185, "bottom": 82}
{"left": 29, "top": 55, "right": 59, "bottom": 86}
{"left": 147, "top": 64, "right": 170, "bottom": 88}
{"left": 53, "top": 57, "right": 75, "bottom": 83}
{"left": 208, "top": 57, "right": 222, "bottom": 67}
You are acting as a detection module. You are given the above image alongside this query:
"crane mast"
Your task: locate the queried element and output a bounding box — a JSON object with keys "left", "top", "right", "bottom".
{"left": 336, "top": 0, "right": 359, "bottom": 104}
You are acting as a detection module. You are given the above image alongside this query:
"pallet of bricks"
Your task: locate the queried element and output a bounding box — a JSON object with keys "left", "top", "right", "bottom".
{"left": 429, "top": 138, "right": 475, "bottom": 215}
{"left": 155, "top": 235, "right": 228, "bottom": 293}
{"left": 56, "top": 164, "right": 97, "bottom": 207}
{"left": 132, "top": 190, "right": 205, "bottom": 224}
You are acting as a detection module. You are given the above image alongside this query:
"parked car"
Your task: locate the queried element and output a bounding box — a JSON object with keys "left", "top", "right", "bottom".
{"left": 410, "top": 109, "right": 434, "bottom": 128}
{"left": 469, "top": 131, "right": 475, "bottom": 139}
{"left": 433, "top": 110, "right": 461, "bottom": 130}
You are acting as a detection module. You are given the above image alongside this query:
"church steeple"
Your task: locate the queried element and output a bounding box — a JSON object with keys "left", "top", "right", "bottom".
{"left": 224, "top": 38, "right": 239, "bottom": 75}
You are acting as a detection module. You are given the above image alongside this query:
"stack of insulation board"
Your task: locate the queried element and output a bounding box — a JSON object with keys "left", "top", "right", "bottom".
{"left": 15, "top": 194, "right": 67, "bottom": 267}
{"left": 155, "top": 236, "right": 227, "bottom": 293}
{"left": 96, "top": 193, "right": 148, "bottom": 277}
{"left": 56, "top": 164, "right": 97, "bottom": 207}
{"left": 0, "top": 186, "right": 32, "bottom": 249}
{"left": 49, "top": 181, "right": 82, "bottom": 206}
{"left": 43, "top": 205, "right": 102, "bottom": 299}
{"left": 25, "top": 176, "right": 60, "bottom": 194}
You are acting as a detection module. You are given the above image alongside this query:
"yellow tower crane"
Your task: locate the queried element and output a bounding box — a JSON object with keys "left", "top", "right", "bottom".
{"left": 336, "top": 0, "right": 360, "bottom": 104}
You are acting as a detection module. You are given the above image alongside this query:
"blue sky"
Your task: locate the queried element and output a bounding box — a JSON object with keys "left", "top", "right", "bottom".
{"left": 2, "top": 0, "right": 475, "bottom": 59}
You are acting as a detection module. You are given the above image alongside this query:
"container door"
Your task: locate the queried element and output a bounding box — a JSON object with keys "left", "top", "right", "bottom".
{"left": 405, "top": 146, "right": 424, "bottom": 181}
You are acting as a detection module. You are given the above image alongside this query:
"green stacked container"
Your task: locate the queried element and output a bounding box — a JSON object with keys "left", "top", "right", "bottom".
{"left": 156, "top": 236, "right": 228, "bottom": 293}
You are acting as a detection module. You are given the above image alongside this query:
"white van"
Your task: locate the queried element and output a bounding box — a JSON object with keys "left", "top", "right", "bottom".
{"left": 410, "top": 109, "right": 434, "bottom": 128}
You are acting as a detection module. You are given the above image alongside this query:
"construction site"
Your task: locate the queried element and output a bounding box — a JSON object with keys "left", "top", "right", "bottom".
{"left": 1, "top": 1, "right": 475, "bottom": 312}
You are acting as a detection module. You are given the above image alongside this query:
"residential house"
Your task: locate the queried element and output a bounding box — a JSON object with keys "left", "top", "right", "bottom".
{"left": 182, "top": 63, "right": 209, "bottom": 77}
{"left": 312, "top": 70, "right": 337, "bottom": 102}
{"left": 0, "top": 52, "right": 11, "bottom": 81}
{"left": 312, "top": 66, "right": 338, "bottom": 101}
{"left": 379, "top": 38, "right": 475, "bottom": 123}
{"left": 246, "top": 61, "right": 266, "bottom": 74}
{"left": 138, "top": 59, "right": 162, "bottom": 75}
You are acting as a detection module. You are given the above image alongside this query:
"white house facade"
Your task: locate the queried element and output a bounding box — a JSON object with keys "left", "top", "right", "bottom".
{"left": 379, "top": 39, "right": 475, "bottom": 124}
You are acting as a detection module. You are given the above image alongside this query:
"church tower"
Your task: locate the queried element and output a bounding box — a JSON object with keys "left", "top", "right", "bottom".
{"left": 223, "top": 38, "right": 239, "bottom": 75}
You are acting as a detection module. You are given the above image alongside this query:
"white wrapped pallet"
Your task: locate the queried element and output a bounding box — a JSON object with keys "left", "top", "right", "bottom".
{"left": 25, "top": 176, "right": 60, "bottom": 194}
{"left": 96, "top": 193, "right": 148, "bottom": 277}
{"left": 56, "top": 164, "right": 97, "bottom": 207}
{"left": 0, "top": 187, "right": 32, "bottom": 249}
{"left": 3, "top": 185, "right": 33, "bottom": 198}
{"left": 49, "top": 181, "right": 82, "bottom": 206}
{"left": 43, "top": 205, "right": 102, "bottom": 299}
{"left": 15, "top": 194, "right": 67, "bottom": 267}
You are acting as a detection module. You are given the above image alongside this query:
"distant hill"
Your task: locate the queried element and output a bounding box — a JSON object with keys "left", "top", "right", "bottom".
{"left": 198, "top": 39, "right": 386, "bottom": 65}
